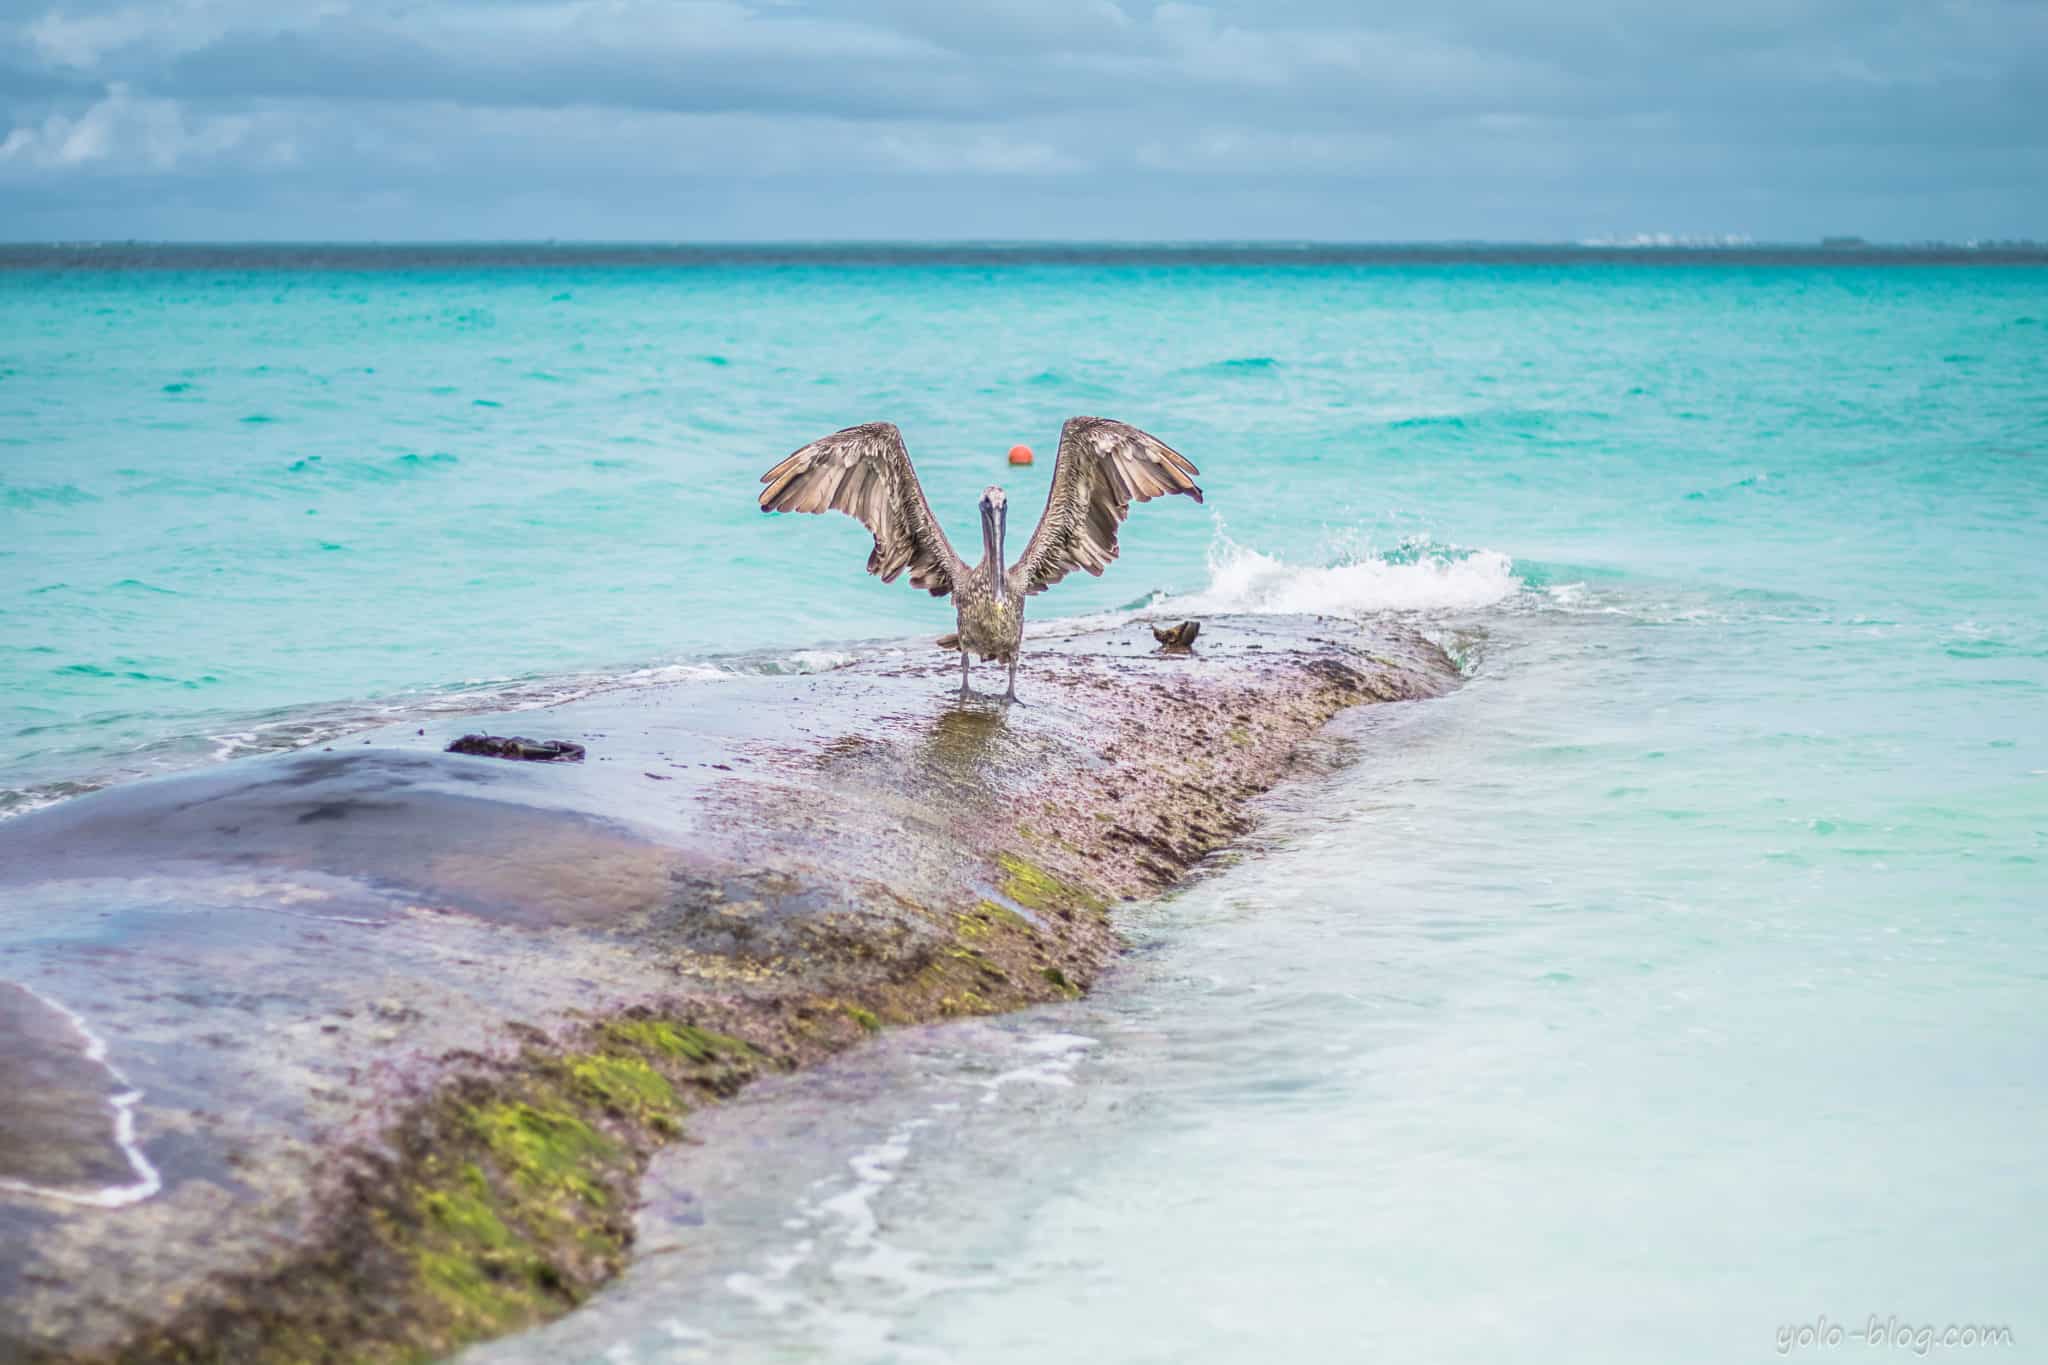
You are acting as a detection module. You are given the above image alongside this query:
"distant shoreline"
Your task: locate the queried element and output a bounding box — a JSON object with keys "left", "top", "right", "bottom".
{"left": 4, "top": 241, "right": 2047, "bottom": 271}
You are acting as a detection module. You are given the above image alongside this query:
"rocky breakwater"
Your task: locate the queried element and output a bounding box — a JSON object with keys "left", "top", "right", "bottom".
{"left": 0, "top": 616, "right": 1458, "bottom": 1363}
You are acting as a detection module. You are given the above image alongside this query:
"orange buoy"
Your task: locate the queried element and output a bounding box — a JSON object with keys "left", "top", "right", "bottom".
{"left": 1007, "top": 444, "right": 1034, "bottom": 465}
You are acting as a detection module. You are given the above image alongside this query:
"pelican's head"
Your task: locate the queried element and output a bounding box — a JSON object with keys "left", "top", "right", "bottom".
{"left": 979, "top": 485, "right": 1008, "bottom": 579}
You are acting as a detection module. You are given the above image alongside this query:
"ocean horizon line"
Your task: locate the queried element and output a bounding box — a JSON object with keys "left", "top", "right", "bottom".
{"left": 5, "top": 238, "right": 2045, "bottom": 269}
{"left": 3, "top": 234, "right": 2044, "bottom": 247}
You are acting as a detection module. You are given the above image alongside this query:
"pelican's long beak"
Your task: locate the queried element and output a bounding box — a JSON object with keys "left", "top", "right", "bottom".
{"left": 981, "top": 491, "right": 1007, "bottom": 597}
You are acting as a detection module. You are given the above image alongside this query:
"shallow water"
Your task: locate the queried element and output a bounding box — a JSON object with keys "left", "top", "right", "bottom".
{"left": 5, "top": 248, "right": 2046, "bottom": 1359}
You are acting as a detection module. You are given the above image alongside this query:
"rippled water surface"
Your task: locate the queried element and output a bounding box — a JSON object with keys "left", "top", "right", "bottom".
{"left": 5, "top": 247, "right": 2045, "bottom": 1360}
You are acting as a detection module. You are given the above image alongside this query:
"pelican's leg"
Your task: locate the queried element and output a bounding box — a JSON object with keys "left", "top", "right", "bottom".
{"left": 1003, "top": 655, "right": 1021, "bottom": 704}
{"left": 959, "top": 650, "right": 971, "bottom": 700}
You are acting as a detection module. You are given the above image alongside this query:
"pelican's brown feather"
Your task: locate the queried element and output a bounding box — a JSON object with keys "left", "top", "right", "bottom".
{"left": 1007, "top": 417, "right": 1202, "bottom": 597}
{"left": 758, "top": 421, "right": 962, "bottom": 597}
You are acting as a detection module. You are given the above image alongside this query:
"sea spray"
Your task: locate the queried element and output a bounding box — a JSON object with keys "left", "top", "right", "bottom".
{"left": 1156, "top": 532, "right": 1522, "bottom": 618}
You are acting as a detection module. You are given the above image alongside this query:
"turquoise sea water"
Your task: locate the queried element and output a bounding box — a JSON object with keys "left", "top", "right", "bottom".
{"left": 6, "top": 247, "right": 2047, "bottom": 1361}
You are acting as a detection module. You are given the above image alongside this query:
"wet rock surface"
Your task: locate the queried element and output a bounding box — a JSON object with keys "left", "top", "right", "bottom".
{"left": 0, "top": 615, "right": 1457, "bottom": 1363}
{"left": 0, "top": 985, "right": 155, "bottom": 1206}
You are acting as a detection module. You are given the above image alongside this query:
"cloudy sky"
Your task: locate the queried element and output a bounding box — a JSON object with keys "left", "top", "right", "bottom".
{"left": 1, "top": 0, "right": 2042, "bottom": 241}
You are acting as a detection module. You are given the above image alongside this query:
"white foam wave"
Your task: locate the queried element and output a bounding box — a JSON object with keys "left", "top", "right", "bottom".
{"left": 608, "top": 662, "right": 738, "bottom": 688}
{"left": 706, "top": 1027, "right": 1097, "bottom": 1355}
{"left": 978, "top": 1030, "right": 1098, "bottom": 1104}
{"left": 1154, "top": 535, "right": 1522, "bottom": 619}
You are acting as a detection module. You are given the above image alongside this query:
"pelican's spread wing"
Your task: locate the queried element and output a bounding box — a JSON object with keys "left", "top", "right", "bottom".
{"left": 759, "top": 422, "right": 961, "bottom": 597}
{"left": 1008, "top": 417, "right": 1202, "bottom": 596}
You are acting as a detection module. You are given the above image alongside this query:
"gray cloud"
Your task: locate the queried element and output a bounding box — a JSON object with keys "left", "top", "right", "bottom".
{"left": 0, "top": 0, "right": 2042, "bottom": 239}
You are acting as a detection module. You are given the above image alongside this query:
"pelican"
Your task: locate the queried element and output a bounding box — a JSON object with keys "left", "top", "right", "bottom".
{"left": 759, "top": 417, "right": 1203, "bottom": 702}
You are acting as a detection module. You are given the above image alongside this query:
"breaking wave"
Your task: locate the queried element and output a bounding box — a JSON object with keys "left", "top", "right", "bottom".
{"left": 1153, "top": 534, "right": 1523, "bottom": 620}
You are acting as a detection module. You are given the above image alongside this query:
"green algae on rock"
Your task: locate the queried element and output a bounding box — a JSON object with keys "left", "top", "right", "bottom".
{"left": 0, "top": 615, "right": 1457, "bottom": 1363}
